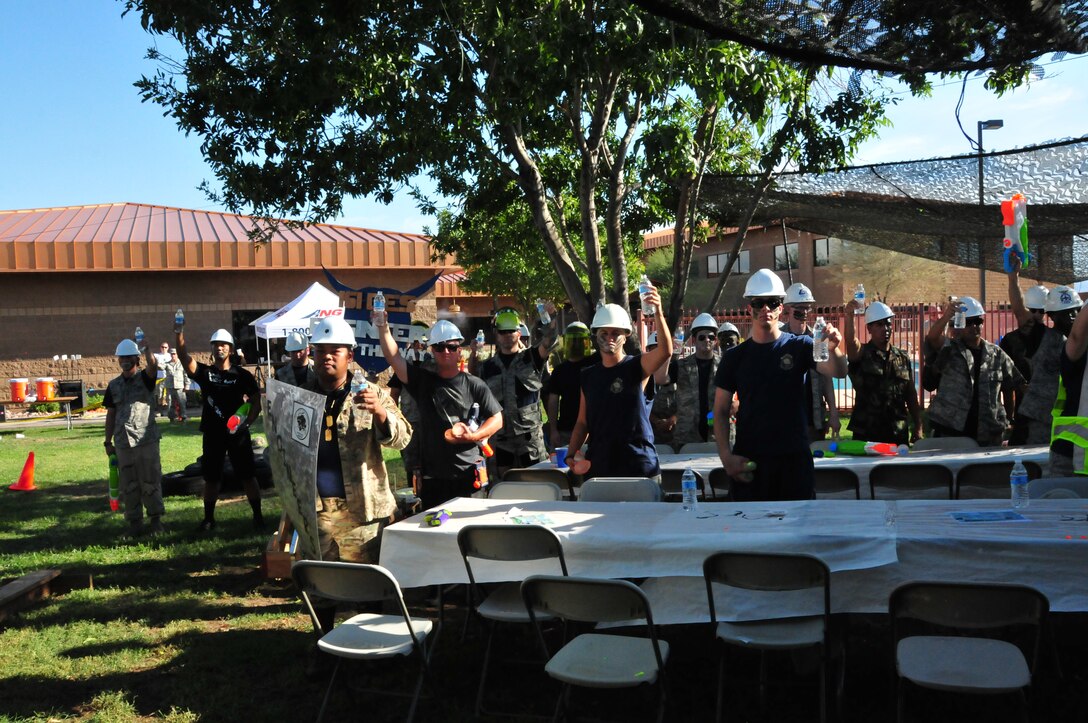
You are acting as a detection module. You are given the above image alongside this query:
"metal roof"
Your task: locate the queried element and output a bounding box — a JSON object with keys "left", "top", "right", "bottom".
{"left": 0, "top": 203, "right": 452, "bottom": 273}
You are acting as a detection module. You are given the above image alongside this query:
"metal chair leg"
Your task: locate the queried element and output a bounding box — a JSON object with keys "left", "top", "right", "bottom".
{"left": 315, "top": 656, "right": 341, "bottom": 723}
{"left": 473, "top": 620, "right": 497, "bottom": 717}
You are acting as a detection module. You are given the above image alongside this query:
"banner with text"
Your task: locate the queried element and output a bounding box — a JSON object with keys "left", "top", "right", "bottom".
{"left": 323, "top": 269, "right": 441, "bottom": 374}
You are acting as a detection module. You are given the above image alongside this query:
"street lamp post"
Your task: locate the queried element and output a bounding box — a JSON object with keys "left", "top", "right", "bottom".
{"left": 976, "top": 119, "right": 1003, "bottom": 305}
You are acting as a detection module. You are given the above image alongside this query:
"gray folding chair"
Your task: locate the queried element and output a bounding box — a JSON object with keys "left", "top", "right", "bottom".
{"left": 911, "top": 436, "right": 980, "bottom": 452}
{"left": 703, "top": 552, "right": 834, "bottom": 723}
{"left": 579, "top": 477, "right": 663, "bottom": 502}
{"left": 814, "top": 467, "right": 861, "bottom": 499}
{"left": 890, "top": 582, "right": 1048, "bottom": 723}
{"left": 1028, "top": 477, "right": 1088, "bottom": 499}
{"left": 504, "top": 466, "right": 578, "bottom": 501}
{"left": 955, "top": 461, "right": 1043, "bottom": 499}
{"left": 870, "top": 463, "right": 953, "bottom": 500}
{"left": 678, "top": 441, "right": 719, "bottom": 454}
{"left": 458, "top": 525, "right": 568, "bottom": 717}
{"left": 659, "top": 468, "right": 708, "bottom": 502}
{"left": 655, "top": 443, "right": 676, "bottom": 456}
{"left": 521, "top": 575, "right": 670, "bottom": 723}
{"left": 488, "top": 480, "right": 564, "bottom": 501}
{"left": 707, "top": 467, "right": 732, "bottom": 501}
{"left": 292, "top": 560, "right": 437, "bottom": 723}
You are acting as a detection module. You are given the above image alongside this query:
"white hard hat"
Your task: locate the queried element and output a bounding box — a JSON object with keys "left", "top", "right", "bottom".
{"left": 646, "top": 332, "right": 658, "bottom": 346}
{"left": 784, "top": 282, "right": 815, "bottom": 305}
{"left": 717, "top": 322, "right": 739, "bottom": 336}
{"left": 518, "top": 323, "right": 531, "bottom": 339}
{"left": 1024, "top": 285, "right": 1049, "bottom": 310}
{"left": 428, "top": 319, "right": 464, "bottom": 345}
{"left": 690, "top": 312, "right": 718, "bottom": 334}
{"left": 743, "top": 269, "right": 786, "bottom": 298}
{"left": 284, "top": 331, "right": 309, "bottom": 352}
{"left": 209, "top": 329, "right": 235, "bottom": 346}
{"left": 590, "top": 303, "right": 633, "bottom": 333}
{"left": 1045, "top": 285, "right": 1080, "bottom": 313}
{"left": 864, "top": 301, "right": 895, "bottom": 324}
{"left": 115, "top": 339, "right": 141, "bottom": 356}
{"left": 310, "top": 317, "right": 357, "bottom": 346}
{"left": 959, "top": 296, "right": 985, "bottom": 318}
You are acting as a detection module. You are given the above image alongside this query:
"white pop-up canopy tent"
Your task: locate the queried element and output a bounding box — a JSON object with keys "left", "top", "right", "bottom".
{"left": 250, "top": 282, "right": 343, "bottom": 371}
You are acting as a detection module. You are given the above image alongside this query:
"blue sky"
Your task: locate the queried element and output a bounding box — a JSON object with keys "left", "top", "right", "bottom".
{"left": 3, "top": 2, "right": 1085, "bottom": 234}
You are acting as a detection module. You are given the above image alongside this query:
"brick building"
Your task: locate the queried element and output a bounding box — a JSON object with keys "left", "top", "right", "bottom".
{"left": 0, "top": 203, "right": 498, "bottom": 392}
{"left": 644, "top": 223, "right": 1017, "bottom": 311}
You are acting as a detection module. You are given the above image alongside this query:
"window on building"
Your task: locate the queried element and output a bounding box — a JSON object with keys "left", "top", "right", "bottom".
{"left": 814, "top": 238, "right": 833, "bottom": 267}
{"left": 707, "top": 249, "right": 750, "bottom": 277}
{"left": 774, "top": 242, "right": 799, "bottom": 271}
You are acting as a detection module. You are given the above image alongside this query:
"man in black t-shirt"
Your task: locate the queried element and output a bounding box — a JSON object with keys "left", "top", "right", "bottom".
{"left": 377, "top": 315, "right": 502, "bottom": 509}
{"left": 177, "top": 322, "right": 264, "bottom": 531}
{"left": 545, "top": 321, "right": 597, "bottom": 449}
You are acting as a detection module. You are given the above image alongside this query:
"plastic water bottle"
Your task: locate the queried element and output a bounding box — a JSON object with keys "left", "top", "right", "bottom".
{"left": 1010, "top": 458, "right": 1029, "bottom": 509}
{"left": 373, "top": 290, "right": 386, "bottom": 314}
{"left": 812, "top": 316, "right": 829, "bottom": 362}
{"left": 174, "top": 308, "right": 185, "bottom": 331}
{"left": 352, "top": 370, "right": 372, "bottom": 429}
{"left": 639, "top": 275, "right": 656, "bottom": 317}
{"left": 675, "top": 326, "right": 685, "bottom": 348}
{"left": 475, "top": 329, "right": 485, "bottom": 346}
{"left": 853, "top": 284, "right": 865, "bottom": 315}
{"left": 681, "top": 468, "right": 698, "bottom": 512}
{"left": 134, "top": 326, "right": 144, "bottom": 345}
{"left": 535, "top": 299, "right": 551, "bottom": 326}
{"left": 951, "top": 296, "right": 966, "bottom": 329}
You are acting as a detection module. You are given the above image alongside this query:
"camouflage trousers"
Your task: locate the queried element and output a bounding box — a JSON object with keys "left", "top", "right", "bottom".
{"left": 115, "top": 443, "right": 164, "bottom": 525}
{"left": 316, "top": 497, "right": 388, "bottom": 564}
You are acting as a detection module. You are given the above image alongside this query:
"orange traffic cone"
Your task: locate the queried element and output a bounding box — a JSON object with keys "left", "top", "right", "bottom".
{"left": 9, "top": 451, "right": 36, "bottom": 491}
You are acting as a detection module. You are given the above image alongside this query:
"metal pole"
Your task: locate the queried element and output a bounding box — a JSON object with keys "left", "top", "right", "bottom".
{"left": 977, "top": 121, "right": 986, "bottom": 305}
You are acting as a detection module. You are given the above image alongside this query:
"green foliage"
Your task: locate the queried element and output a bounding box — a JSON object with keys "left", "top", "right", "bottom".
{"left": 27, "top": 401, "right": 61, "bottom": 414}
{"left": 125, "top": 0, "right": 896, "bottom": 323}
{"left": 86, "top": 393, "right": 105, "bottom": 411}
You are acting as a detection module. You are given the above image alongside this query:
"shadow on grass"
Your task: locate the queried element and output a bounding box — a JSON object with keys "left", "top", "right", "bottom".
{"left": 0, "top": 627, "right": 319, "bottom": 722}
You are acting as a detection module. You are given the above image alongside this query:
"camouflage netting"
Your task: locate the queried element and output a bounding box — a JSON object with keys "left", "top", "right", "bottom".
{"left": 631, "top": 0, "right": 1087, "bottom": 79}
{"left": 700, "top": 137, "right": 1088, "bottom": 282}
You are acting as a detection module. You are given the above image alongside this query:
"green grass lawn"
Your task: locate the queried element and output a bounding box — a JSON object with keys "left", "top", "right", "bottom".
{"left": 0, "top": 418, "right": 410, "bottom": 723}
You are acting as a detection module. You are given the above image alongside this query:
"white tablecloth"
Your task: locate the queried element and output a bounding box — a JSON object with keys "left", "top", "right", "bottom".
{"left": 379, "top": 496, "right": 1088, "bottom": 622}
{"left": 658, "top": 445, "right": 1051, "bottom": 498}
{"left": 532, "top": 446, "right": 1050, "bottom": 499}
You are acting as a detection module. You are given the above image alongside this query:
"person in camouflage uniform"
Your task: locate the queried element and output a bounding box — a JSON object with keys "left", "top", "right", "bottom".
{"left": 301, "top": 316, "right": 412, "bottom": 565}
{"left": 924, "top": 297, "right": 1025, "bottom": 446}
{"left": 669, "top": 313, "right": 720, "bottom": 446}
{"left": 274, "top": 330, "right": 317, "bottom": 387}
{"left": 647, "top": 332, "right": 678, "bottom": 445}
{"left": 104, "top": 337, "right": 166, "bottom": 536}
{"left": 162, "top": 347, "right": 189, "bottom": 422}
{"left": 842, "top": 299, "right": 922, "bottom": 444}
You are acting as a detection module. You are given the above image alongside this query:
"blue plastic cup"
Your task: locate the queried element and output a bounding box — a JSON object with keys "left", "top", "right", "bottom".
{"left": 554, "top": 446, "right": 568, "bottom": 468}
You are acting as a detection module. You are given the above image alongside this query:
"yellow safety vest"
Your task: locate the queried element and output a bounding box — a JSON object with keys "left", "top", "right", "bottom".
{"left": 1050, "top": 373, "right": 1088, "bottom": 475}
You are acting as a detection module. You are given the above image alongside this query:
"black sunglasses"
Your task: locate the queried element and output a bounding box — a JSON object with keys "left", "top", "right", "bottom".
{"left": 695, "top": 333, "right": 715, "bottom": 341}
{"left": 749, "top": 298, "right": 782, "bottom": 310}
{"left": 965, "top": 317, "right": 985, "bottom": 327}
{"left": 432, "top": 344, "right": 462, "bottom": 353}
{"left": 496, "top": 329, "right": 517, "bottom": 335}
